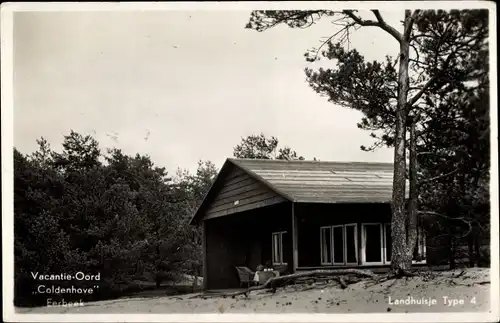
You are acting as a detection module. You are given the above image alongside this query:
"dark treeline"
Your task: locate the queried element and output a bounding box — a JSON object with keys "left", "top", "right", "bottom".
{"left": 14, "top": 131, "right": 217, "bottom": 307}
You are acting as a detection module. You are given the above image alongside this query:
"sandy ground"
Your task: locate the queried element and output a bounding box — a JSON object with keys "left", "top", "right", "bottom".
{"left": 16, "top": 268, "right": 491, "bottom": 314}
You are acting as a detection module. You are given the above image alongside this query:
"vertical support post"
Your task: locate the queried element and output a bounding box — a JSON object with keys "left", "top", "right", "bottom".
{"left": 358, "top": 221, "right": 362, "bottom": 265}
{"left": 202, "top": 220, "right": 208, "bottom": 291}
{"left": 291, "top": 202, "right": 298, "bottom": 272}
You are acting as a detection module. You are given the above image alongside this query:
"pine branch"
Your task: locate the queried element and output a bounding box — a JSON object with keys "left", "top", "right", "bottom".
{"left": 419, "top": 168, "right": 459, "bottom": 184}
{"left": 407, "top": 75, "right": 439, "bottom": 108}
{"left": 343, "top": 10, "right": 402, "bottom": 42}
{"left": 311, "top": 21, "right": 357, "bottom": 60}
{"left": 418, "top": 211, "right": 473, "bottom": 238}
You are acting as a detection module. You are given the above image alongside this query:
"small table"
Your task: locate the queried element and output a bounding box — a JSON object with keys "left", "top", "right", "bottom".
{"left": 254, "top": 270, "right": 280, "bottom": 285}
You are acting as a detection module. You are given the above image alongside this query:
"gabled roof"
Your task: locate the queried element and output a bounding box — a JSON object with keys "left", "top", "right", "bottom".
{"left": 190, "top": 158, "right": 403, "bottom": 225}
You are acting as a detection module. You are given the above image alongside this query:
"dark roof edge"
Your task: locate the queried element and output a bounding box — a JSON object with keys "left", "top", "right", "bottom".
{"left": 227, "top": 158, "right": 295, "bottom": 202}
{"left": 189, "top": 159, "right": 232, "bottom": 225}
{"left": 226, "top": 158, "right": 395, "bottom": 167}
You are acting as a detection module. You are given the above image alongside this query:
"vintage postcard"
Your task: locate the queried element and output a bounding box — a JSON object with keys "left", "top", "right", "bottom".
{"left": 1, "top": 1, "right": 498, "bottom": 322}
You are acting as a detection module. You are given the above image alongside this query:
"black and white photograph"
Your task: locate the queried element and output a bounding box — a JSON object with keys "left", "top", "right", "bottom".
{"left": 1, "top": 1, "right": 498, "bottom": 322}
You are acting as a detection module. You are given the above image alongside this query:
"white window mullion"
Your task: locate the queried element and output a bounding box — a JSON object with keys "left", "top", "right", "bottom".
{"left": 383, "top": 223, "right": 391, "bottom": 265}
{"left": 272, "top": 233, "right": 277, "bottom": 264}
{"left": 343, "top": 225, "right": 347, "bottom": 265}
{"left": 279, "top": 232, "right": 284, "bottom": 264}
{"left": 361, "top": 225, "right": 366, "bottom": 264}
{"left": 330, "top": 226, "right": 335, "bottom": 265}
{"left": 378, "top": 224, "right": 383, "bottom": 264}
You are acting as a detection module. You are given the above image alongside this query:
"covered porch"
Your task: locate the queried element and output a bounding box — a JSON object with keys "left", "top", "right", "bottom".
{"left": 202, "top": 202, "right": 293, "bottom": 290}
{"left": 202, "top": 201, "right": 428, "bottom": 290}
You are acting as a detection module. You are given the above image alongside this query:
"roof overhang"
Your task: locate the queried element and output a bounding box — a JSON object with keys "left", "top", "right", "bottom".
{"left": 190, "top": 158, "right": 405, "bottom": 225}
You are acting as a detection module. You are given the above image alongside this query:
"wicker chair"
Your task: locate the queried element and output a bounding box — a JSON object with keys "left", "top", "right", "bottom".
{"left": 235, "top": 266, "right": 258, "bottom": 288}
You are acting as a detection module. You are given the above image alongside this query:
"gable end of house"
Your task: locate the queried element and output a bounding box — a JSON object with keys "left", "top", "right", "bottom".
{"left": 190, "top": 159, "right": 288, "bottom": 224}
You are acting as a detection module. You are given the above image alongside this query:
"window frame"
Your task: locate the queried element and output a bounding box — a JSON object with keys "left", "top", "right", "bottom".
{"left": 332, "top": 225, "right": 345, "bottom": 265}
{"left": 344, "top": 223, "right": 359, "bottom": 265}
{"left": 272, "top": 231, "right": 287, "bottom": 266}
{"left": 361, "top": 223, "right": 385, "bottom": 265}
{"left": 319, "top": 226, "right": 333, "bottom": 265}
{"left": 319, "top": 223, "right": 358, "bottom": 266}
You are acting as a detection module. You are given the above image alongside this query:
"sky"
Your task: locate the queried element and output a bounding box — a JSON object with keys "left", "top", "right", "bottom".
{"left": 13, "top": 9, "right": 404, "bottom": 174}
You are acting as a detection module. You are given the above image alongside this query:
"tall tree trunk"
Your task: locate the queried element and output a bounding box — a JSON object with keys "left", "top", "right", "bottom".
{"left": 406, "top": 118, "right": 418, "bottom": 259}
{"left": 390, "top": 10, "right": 412, "bottom": 275}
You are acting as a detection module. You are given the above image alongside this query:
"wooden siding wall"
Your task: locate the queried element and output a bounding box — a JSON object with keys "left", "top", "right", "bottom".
{"left": 204, "top": 202, "right": 292, "bottom": 290}
{"left": 204, "top": 165, "right": 286, "bottom": 220}
{"left": 205, "top": 216, "right": 247, "bottom": 289}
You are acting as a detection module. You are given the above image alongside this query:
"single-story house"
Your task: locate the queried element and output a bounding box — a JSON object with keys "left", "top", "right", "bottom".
{"left": 190, "top": 158, "right": 438, "bottom": 291}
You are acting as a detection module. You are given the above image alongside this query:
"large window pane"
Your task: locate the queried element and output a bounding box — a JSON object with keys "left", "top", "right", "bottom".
{"left": 320, "top": 227, "right": 332, "bottom": 264}
{"left": 272, "top": 232, "right": 286, "bottom": 264}
{"left": 333, "top": 226, "right": 345, "bottom": 264}
{"left": 364, "top": 224, "right": 382, "bottom": 263}
{"left": 346, "top": 225, "right": 357, "bottom": 263}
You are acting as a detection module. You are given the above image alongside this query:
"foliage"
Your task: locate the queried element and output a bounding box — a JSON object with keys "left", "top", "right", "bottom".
{"left": 233, "top": 133, "right": 305, "bottom": 160}
{"left": 173, "top": 161, "right": 218, "bottom": 280}
{"left": 14, "top": 133, "right": 216, "bottom": 306}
